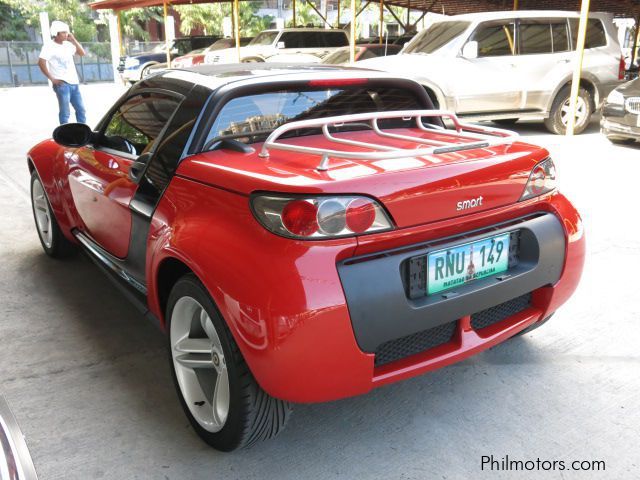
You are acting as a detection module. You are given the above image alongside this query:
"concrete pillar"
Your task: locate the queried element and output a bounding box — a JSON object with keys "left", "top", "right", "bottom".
{"left": 108, "top": 13, "right": 121, "bottom": 83}
{"left": 39, "top": 12, "right": 50, "bottom": 44}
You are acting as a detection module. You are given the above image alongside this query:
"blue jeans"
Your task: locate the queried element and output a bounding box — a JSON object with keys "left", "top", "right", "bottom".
{"left": 53, "top": 82, "right": 86, "bottom": 124}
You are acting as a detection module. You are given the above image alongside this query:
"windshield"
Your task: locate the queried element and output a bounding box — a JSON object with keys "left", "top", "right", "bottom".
{"left": 203, "top": 87, "right": 425, "bottom": 147}
{"left": 404, "top": 21, "right": 470, "bottom": 54}
{"left": 322, "top": 48, "right": 361, "bottom": 64}
{"left": 249, "top": 32, "right": 278, "bottom": 46}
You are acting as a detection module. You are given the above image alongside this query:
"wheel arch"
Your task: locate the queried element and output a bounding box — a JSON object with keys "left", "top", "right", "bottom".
{"left": 155, "top": 255, "right": 195, "bottom": 327}
{"left": 546, "top": 75, "right": 600, "bottom": 114}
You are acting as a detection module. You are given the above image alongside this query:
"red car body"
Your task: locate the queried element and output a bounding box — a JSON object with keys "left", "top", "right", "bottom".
{"left": 28, "top": 67, "right": 585, "bottom": 406}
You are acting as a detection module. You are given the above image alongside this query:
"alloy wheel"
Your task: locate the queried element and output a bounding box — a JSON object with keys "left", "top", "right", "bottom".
{"left": 170, "top": 296, "right": 230, "bottom": 433}
{"left": 31, "top": 178, "right": 53, "bottom": 248}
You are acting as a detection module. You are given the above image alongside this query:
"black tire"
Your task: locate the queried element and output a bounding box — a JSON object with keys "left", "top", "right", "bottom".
{"left": 166, "top": 274, "right": 292, "bottom": 451}
{"left": 544, "top": 86, "right": 593, "bottom": 135}
{"left": 30, "top": 171, "right": 76, "bottom": 258}
{"left": 607, "top": 136, "right": 636, "bottom": 145}
{"left": 493, "top": 118, "right": 519, "bottom": 126}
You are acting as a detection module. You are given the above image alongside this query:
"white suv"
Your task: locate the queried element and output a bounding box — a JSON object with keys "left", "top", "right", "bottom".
{"left": 204, "top": 28, "right": 349, "bottom": 64}
{"left": 358, "top": 11, "right": 625, "bottom": 134}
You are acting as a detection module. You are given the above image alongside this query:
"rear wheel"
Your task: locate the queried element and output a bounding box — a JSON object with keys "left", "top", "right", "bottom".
{"left": 544, "top": 86, "right": 593, "bottom": 135}
{"left": 167, "top": 274, "right": 292, "bottom": 451}
{"left": 30, "top": 171, "right": 75, "bottom": 258}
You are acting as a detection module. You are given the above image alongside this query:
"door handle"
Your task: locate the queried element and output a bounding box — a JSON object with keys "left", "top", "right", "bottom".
{"left": 558, "top": 59, "right": 571, "bottom": 64}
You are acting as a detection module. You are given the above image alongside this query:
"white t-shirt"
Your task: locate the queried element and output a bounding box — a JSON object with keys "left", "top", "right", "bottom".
{"left": 39, "top": 40, "right": 79, "bottom": 85}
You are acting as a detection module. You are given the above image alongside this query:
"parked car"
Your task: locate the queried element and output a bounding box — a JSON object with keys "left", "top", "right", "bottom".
{"left": 320, "top": 43, "right": 402, "bottom": 64}
{"left": 204, "top": 28, "right": 349, "bottom": 64}
{"left": 601, "top": 77, "right": 640, "bottom": 143}
{"left": 28, "top": 64, "right": 585, "bottom": 451}
{"left": 145, "top": 38, "right": 255, "bottom": 77}
{"left": 119, "top": 36, "right": 220, "bottom": 83}
{"left": 357, "top": 11, "right": 625, "bottom": 134}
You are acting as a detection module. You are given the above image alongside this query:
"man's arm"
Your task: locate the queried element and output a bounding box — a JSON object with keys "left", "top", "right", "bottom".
{"left": 67, "top": 33, "right": 86, "bottom": 57}
{"left": 37, "top": 58, "right": 63, "bottom": 85}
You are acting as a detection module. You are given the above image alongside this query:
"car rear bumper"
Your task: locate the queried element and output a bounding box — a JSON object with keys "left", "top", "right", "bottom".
{"left": 338, "top": 212, "right": 564, "bottom": 359}
{"left": 601, "top": 116, "right": 640, "bottom": 140}
{"left": 239, "top": 194, "right": 583, "bottom": 402}
{"left": 152, "top": 180, "right": 584, "bottom": 404}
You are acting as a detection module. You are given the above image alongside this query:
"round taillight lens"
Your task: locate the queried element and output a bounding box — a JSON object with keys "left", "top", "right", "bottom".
{"left": 346, "top": 198, "right": 376, "bottom": 233}
{"left": 282, "top": 200, "right": 318, "bottom": 236}
{"left": 530, "top": 166, "right": 546, "bottom": 194}
{"left": 317, "top": 199, "right": 346, "bottom": 234}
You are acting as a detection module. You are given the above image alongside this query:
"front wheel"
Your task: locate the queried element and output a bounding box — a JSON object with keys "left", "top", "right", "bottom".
{"left": 544, "top": 86, "right": 593, "bottom": 135}
{"left": 30, "top": 171, "right": 76, "bottom": 258}
{"left": 167, "top": 274, "right": 292, "bottom": 451}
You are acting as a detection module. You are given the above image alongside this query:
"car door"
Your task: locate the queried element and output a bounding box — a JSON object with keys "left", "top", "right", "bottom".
{"left": 454, "top": 20, "right": 523, "bottom": 114}
{"left": 509, "top": 19, "right": 573, "bottom": 111}
{"left": 68, "top": 91, "right": 181, "bottom": 258}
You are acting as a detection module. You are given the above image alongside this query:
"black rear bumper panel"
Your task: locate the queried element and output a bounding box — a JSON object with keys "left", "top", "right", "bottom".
{"left": 338, "top": 212, "right": 566, "bottom": 353}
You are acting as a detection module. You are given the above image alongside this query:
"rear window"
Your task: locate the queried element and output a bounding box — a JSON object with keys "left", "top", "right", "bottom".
{"left": 320, "top": 31, "right": 349, "bottom": 47}
{"left": 569, "top": 19, "right": 607, "bottom": 49}
{"left": 203, "top": 87, "right": 426, "bottom": 147}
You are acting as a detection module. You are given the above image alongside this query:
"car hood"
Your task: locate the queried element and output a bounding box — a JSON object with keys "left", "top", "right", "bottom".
{"left": 177, "top": 129, "right": 548, "bottom": 228}
{"left": 616, "top": 77, "right": 640, "bottom": 95}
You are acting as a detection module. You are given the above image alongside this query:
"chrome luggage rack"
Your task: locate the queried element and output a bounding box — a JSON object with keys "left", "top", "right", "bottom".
{"left": 258, "top": 110, "right": 519, "bottom": 171}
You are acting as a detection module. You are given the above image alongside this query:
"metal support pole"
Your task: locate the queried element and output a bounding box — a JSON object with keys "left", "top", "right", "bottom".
{"left": 306, "top": 0, "right": 331, "bottom": 28}
{"left": 233, "top": 0, "right": 240, "bottom": 62}
{"left": 513, "top": 0, "right": 518, "bottom": 10}
{"left": 293, "top": 0, "right": 297, "bottom": 27}
{"left": 25, "top": 50, "right": 33, "bottom": 83}
{"left": 567, "top": 0, "right": 590, "bottom": 136}
{"left": 406, "top": 0, "right": 410, "bottom": 30}
{"left": 6, "top": 45, "right": 15, "bottom": 86}
{"left": 379, "top": 0, "right": 383, "bottom": 44}
{"left": 117, "top": 11, "right": 124, "bottom": 56}
{"left": 163, "top": 1, "right": 171, "bottom": 67}
{"left": 349, "top": 0, "right": 355, "bottom": 63}
{"left": 631, "top": 12, "right": 640, "bottom": 69}
{"left": 337, "top": 0, "right": 341, "bottom": 28}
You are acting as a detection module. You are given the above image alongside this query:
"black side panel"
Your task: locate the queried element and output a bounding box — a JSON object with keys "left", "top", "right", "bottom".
{"left": 337, "top": 213, "right": 566, "bottom": 353}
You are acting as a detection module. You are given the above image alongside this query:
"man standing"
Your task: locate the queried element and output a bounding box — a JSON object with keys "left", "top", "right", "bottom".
{"left": 38, "top": 21, "right": 87, "bottom": 124}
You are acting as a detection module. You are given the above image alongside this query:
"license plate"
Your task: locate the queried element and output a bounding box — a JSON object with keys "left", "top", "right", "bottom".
{"left": 427, "top": 233, "right": 510, "bottom": 295}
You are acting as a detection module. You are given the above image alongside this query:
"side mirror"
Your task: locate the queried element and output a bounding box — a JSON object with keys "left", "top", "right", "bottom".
{"left": 462, "top": 41, "right": 478, "bottom": 59}
{"left": 128, "top": 152, "right": 152, "bottom": 184}
{"left": 276, "top": 41, "right": 286, "bottom": 49}
{"left": 52, "top": 123, "right": 93, "bottom": 147}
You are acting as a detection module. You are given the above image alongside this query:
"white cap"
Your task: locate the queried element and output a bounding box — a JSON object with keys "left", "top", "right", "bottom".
{"left": 50, "top": 21, "right": 70, "bottom": 37}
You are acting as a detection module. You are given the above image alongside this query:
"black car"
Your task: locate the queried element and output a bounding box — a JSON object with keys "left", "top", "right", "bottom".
{"left": 119, "top": 36, "right": 220, "bottom": 83}
{"left": 601, "top": 77, "right": 640, "bottom": 144}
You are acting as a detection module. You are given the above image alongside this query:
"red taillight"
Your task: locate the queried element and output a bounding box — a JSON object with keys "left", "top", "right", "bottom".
{"left": 307, "top": 78, "right": 369, "bottom": 87}
{"left": 345, "top": 198, "right": 376, "bottom": 233}
{"left": 281, "top": 200, "right": 318, "bottom": 237}
{"left": 619, "top": 56, "right": 626, "bottom": 81}
{"left": 251, "top": 195, "right": 393, "bottom": 239}
{"left": 521, "top": 158, "right": 557, "bottom": 201}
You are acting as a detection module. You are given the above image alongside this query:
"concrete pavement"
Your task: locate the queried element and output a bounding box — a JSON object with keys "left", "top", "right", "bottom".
{"left": 0, "top": 83, "right": 639, "bottom": 480}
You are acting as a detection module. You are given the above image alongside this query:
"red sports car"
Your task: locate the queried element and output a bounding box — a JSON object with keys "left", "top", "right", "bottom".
{"left": 27, "top": 65, "right": 585, "bottom": 451}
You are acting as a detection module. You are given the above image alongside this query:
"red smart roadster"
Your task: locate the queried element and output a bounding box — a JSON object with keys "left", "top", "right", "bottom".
{"left": 27, "top": 65, "right": 585, "bottom": 451}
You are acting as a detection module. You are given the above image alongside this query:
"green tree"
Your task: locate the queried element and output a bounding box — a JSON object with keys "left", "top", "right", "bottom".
{"left": 119, "top": 7, "right": 163, "bottom": 41}
{"left": 0, "top": 2, "right": 30, "bottom": 40}
{"left": 287, "top": 1, "right": 323, "bottom": 28}
{"left": 5, "top": 0, "right": 98, "bottom": 42}
{"left": 176, "top": 1, "right": 273, "bottom": 38}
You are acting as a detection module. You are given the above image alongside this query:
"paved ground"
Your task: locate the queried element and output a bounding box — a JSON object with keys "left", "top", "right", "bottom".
{"left": 0, "top": 83, "right": 639, "bottom": 480}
